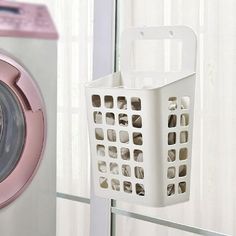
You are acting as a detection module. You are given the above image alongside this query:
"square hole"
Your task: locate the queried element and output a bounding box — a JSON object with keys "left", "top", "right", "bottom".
{"left": 180, "top": 131, "right": 188, "bottom": 143}
{"left": 168, "top": 115, "right": 177, "bottom": 128}
{"left": 99, "top": 177, "right": 108, "bottom": 189}
{"left": 123, "top": 181, "right": 132, "bottom": 193}
{"left": 167, "top": 184, "right": 175, "bottom": 196}
{"left": 180, "top": 113, "right": 189, "bottom": 126}
{"left": 131, "top": 97, "right": 141, "bottom": 110}
{"left": 97, "top": 145, "right": 105, "bottom": 157}
{"left": 136, "top": 183, "right": 145, "bottom": 196}
{"left": 135, "top": 167, "right": 144, "bottom": 179}
{"left": 179, "top": 165, "right": 187, "bottom": 177}
{"left": 119, "top": 114, "right": 128, "bottom": 126}
{"left": 181, "top": 96, "right": 190, "bottom": 110}
{"left": 168, "top": 97, "right": 177, "bottom": 111}
{"left": 120, "top": 131, "right": 129, "bottom": 143}
{"left": 134, "top": 149, "right": 143, "bottom": 162}
{"left": 121, "top": 148, "right": 130, "bottom": 160}
{"left": 93, "top": 111, "right": 102, "bottom": 124}
{"left": 117, "top": 96, "right": 127, "bottom": 109}
{"left": 110, "top": 162, "right": 119, "bottom": 175}
{"left": 105, "top": 96, "right": 114, "bottom": 108}
{"left": 132, "top": 115, "right": 142, "bottom": 128}
{"left": 98, "top": 161, "right": 107, "bottom": 173}
{"left": 168, "top": 149, "right": 176, "bottom": 162}
{"left": 122, "top": 164, "right": 131, "bottom": 177}
{"left": 95, "top": 128, "right": 104, "bottom": 140}
{"left": 92, "top": 95, "right": 101, "bottom": 107}
{"left": 179, "top": 148, "right": 188, "bottom": 160}
{"left": 106, "top": 113, "right": 115, "bottom": 125}
{"left": 107, "top": 129, "right": 116, "bottom": 142}
{"left": 111, "top": 179, "right": 120, "bottom": 191}
{"left": 167, "top": 167, "right": 176, "bottom": 179}
{"left": 178, "top": 182, "right": 186, "bottom": 194}
{"left": 108, "top": 146, "right": 117, "bottom": 158}
{"left": 168, "top": 132, "right": 176, "bottom": 145}
{"left": 133, "top": 132, "right": 143, "bottom": 145}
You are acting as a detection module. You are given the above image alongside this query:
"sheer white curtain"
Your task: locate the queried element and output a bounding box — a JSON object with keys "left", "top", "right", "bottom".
{"left": 116, "top": 0, "right": 236, "bottom": 235}
{"left": 20, "top": 0, "right": 93, "bottom": 198}
{"left": 15, "top": 0, "right": 93, "bottom": 235}
{"left": 55, "top": 2, "right": 93, "bottom": 235}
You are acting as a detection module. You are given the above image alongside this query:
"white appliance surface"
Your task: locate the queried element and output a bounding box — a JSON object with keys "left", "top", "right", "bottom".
{"left": 0, "top": 2, "right": 57, "bottom": 235}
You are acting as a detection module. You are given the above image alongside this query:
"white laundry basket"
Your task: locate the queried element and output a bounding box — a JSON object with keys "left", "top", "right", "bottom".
{"left": 86, "top": 26, "right": 197, "bottom": 207}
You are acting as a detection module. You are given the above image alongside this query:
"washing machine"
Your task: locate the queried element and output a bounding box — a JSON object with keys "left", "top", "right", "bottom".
{"left": 0, "top": 1, "right": 58, "bottom": 236}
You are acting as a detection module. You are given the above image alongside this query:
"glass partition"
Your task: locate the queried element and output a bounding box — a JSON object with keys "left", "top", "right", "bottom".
{"left": 115, "top": 0, "right": 236, "bottom": 235}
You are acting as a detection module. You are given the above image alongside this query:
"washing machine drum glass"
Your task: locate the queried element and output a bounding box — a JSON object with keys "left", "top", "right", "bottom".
{"left": 0, "top": 81, "right": 25, "bottom": 183}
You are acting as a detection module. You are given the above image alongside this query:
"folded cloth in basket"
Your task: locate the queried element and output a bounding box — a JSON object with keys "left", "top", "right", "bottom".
{"left": 121, "top": 148, "right": 130, "bottom": 160}
{"left": 94, "top": 111, "right": 102, "bottom": 124}
{"left": 131, "top": 97, "right": 141, "bottom": 110}
{"left": 98, "top": 162, "right": 106, "bottom": 173}
{"left": 119, "top": 114, "right": 128, "bottom": 126}
{"left": 97, "top": 145, "right": 105, "bottom": 156}
{"left": 167, "top": 183, "right": 185, "bottom": 196}
{"left": 133, "top": 115, "right": 142, "bottom": 128}
{"left": 95, "top": 128, "right": 104, "bottom": 140}
{"left": 167, "top": 150, "right": 175, "bottom": 162}
{"left": 110, "top": 163, "right": 119, "bottom": 174}
{"left": 168, "top": 102, "right": 177, "bottom": 111}
{"left": 168, "top": 102, "right": 188, "bottom": 146}
{"left": 117, "top": 98, "right": 127, "bottom": 109}
{"left": 111, "top": 179, "right": 120, "bottom": 191}
{"left": 134, "top": 150, "right": 143, "bottom": 162}
{"left": 107, "top": 129, "right": 116, "bottom": 142}
{"left": 120, "top": 131, "right": 129, "bottom": 143}
{"left": 105, "top": 96, "right": 113, "bottom": 108}
{"left": 167, "top": 99, "right": 189, "bottom": 195}
{"left": 106, "top": 113, "right": 115, "bottom": 125}
{"left": 122, "top": 165, "right": 131, "bottom": 177}
{"left": 136, "top": 184, "right": 145, "bottom": 196}
{"left": 96, "top": 97, "right": 189, "bottom": 195}
{"left": 109, "top": 146, "right": 117, "bottom": 158}
{"left": 135, "top": 167, "right": 144, "bottom": 179}
{"left": 133, "top": 133, "right": 143, "bottom": 145}
{"left": 100, "top": 178, "right": 108, "bottom": 188}
{"left": 123, "top": 181, "right": 132, "bottom": 193}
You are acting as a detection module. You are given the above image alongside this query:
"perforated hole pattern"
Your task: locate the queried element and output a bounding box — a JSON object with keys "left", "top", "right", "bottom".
{"left": 91, "top": 94, "right": 191, "bottom": 199}
{"left": 167, "top": 96, "right": 190, "bottom": 197}
{"left": 92, "top": 95, "right": 145, "bottom": 197}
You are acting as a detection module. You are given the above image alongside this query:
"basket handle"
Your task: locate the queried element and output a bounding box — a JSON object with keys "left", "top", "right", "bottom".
{"left": 120, "top": 26, "right": 197, "bottom": 75}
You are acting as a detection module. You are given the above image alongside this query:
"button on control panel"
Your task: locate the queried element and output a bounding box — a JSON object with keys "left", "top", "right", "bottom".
{"left": 0, "top": 2, "right": 58, "bottom": 39}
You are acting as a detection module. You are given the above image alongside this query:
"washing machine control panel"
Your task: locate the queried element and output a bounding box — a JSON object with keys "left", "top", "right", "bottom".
{"left": 0, "top": 1, "right": 58, "bottom": 39}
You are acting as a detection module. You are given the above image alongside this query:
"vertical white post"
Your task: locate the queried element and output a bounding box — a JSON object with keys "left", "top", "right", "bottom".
{"left": 90, "top": 0, "right": 116, "bottom": 236}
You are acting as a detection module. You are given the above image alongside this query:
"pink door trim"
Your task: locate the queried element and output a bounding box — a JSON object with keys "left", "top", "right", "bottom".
{"left": 0, "top": 52, "right": 46, "bottom": 208}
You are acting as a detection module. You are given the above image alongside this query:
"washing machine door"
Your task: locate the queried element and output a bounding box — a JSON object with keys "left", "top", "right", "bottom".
{"left": 0, "top": 52, "right": 46, "bottom": 208}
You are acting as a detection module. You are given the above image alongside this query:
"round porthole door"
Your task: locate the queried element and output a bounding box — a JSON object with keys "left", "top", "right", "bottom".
{"left": 0, "top": 52, "right": 46, "bottom": 208}
{"left": 0, "top": 81, "right": 26, "bottom": 183}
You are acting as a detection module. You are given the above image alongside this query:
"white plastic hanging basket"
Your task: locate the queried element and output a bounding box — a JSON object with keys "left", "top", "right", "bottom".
{"left": 86, "top": 26, "right": 197, "bottom": 207}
